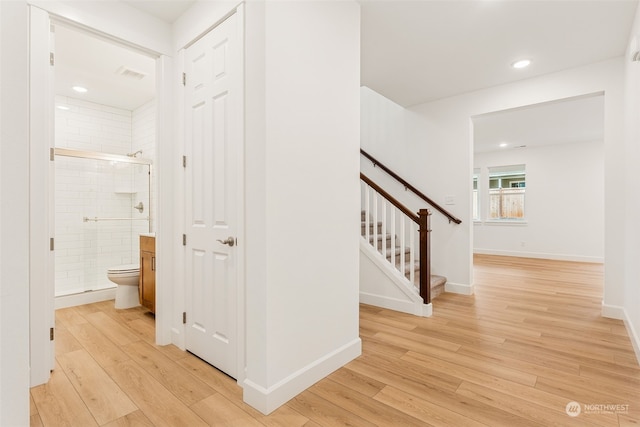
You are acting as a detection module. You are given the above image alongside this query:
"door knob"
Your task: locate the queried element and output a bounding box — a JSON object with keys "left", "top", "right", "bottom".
{"left": 216, "top": 236, "right": 235, "bottom": 247}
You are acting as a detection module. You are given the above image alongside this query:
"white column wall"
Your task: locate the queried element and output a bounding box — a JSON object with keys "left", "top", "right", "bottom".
{"left": 0, "top": 0, "right": 30, "bottom": 424}
{"left": 243, "top": 1, "right": 362, "bottom": 414}
{"left": 623, "top": 5, "right": 640, "bottom": 364}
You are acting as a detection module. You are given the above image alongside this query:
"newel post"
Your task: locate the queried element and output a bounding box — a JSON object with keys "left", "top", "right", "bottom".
{"left": 418, "top": 209, "right": 432, "bottom": 304}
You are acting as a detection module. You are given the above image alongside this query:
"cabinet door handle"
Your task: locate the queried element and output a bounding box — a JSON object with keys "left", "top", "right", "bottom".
{"left": 151, "top": 256, "right": 155, "bottom": 271}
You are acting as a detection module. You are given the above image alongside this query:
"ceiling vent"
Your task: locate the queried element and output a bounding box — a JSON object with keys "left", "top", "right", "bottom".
{"left": 115, "top": 66, "right": 147, "bottom": 80}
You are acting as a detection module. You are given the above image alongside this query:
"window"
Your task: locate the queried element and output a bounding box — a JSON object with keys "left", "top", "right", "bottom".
{"left": 473, "top": 169, "right": 480, "bottom": 221}
{"left": 488, "top": 165, "right": 525, "bottom": 220}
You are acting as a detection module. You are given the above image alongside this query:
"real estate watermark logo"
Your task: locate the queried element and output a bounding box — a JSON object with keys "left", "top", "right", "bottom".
{"left": 565, "top": 401, "right": 581, "bottom": 417}
{"left": 565, "top": 401, "right": 629, "bottom": 417}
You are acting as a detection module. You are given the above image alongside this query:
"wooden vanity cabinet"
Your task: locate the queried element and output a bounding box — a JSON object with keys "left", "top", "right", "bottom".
{"left": 139, "top": 235, "right": 156, "bottom": 313}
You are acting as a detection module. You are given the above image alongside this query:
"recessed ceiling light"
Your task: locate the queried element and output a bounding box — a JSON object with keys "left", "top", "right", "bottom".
{"left": 72, "top": 86, "right": 88, "bottom": 93}
{"left": 512, "top": 59, "right": 531, "bottom": 69}
{"left": 56, "top": 105, "right": 70, "bottom": 111}
{"left": 499, "top": 142, "right": 508, "bottom": 148}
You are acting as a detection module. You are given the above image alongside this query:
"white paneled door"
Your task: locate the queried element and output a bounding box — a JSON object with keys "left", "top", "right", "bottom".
{"left": 184, "top": 12, "right": 241, "bottom": 379}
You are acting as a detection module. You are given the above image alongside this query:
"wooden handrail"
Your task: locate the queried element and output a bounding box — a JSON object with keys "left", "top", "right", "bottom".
{"left": 361, "top": 173, "right": 432, "bottom": 305}
{"left": 360, "top": 173, "right": 418, "bottom": 223}
{"left": 360, "top": 149, "right": 462, "bottom": 224}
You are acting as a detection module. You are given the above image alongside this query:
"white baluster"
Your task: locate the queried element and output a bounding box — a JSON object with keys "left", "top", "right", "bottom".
{"left": 364, "top": 183, "right": 370, "bottom": 244}
{"left": 372, "top": 192, "right": 378, "bottom": 253}
{"left": 380, "top": 199, "right": 387, "bottom": 260}
{"left": 399, "top": 216, "right": 406, "bottom": 276}
{"left": 389, "top": 207, "right": 396, "bottom": 271}
{"left": 409, "top": 221, "right": 416, "bottom": 286}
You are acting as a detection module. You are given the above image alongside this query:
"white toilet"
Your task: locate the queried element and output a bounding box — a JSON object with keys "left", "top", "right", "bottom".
{"left": 107, "top": 264, "right": 140, "bottom": 309}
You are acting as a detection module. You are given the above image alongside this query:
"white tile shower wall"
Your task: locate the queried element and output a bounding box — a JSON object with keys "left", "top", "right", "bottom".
{"left": 132, "top": 100, "right": 156, "bottom": 233}
{"left": 55, "top": 96, "right": 152, "bottom": 296}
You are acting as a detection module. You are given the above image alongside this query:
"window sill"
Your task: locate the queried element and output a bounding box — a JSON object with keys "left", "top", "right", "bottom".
{"left": 482, "top": 220, "right": 528, "bottom": 226}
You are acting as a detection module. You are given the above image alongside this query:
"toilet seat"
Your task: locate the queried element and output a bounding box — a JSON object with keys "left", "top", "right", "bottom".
{"left": 108, "top": 264, "right": 139, "bottom": 275}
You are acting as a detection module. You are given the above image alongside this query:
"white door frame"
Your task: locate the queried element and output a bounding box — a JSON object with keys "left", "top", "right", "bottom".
{"left": 28, "top": 2, "right": 175, "bottom": 386}
{"left": 29, "top": 6, "right": 55, "bottom": 386}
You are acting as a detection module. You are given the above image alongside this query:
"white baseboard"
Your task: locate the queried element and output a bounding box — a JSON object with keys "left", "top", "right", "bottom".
{"left": 602, "top": 303, "right": 640, "bottom": 366}
{"left": 445, "top": 282, "right": 474, "bottom": 295}
{"left": 360, "top": 292, "right": 431, "bottom": 317}
{"left": 242, "top": 337, "right": 361, "bottom": 415}
{"left": 473, "top": 248, "right": 603, "bottom": 263}
{"left": 601, "top": 302, "right": 625, "bottom": 320}
{"left": 55, "top": 288, "right": 116, "bottom": 309}
{"left": 171, "top": 328, "right": 185, "bottom": 351}
{"left": 623, "top": 310, "right": 640, "bottom": 366}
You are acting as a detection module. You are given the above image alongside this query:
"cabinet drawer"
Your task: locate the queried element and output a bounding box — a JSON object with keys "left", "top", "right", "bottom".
{"left": 140, "top": 236, "right": 155, "bottom": 253}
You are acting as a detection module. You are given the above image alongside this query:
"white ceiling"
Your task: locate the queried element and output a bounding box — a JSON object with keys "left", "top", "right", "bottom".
{"left": 55, "top": 24, "right": 156, "bottom": 111}
{"left": 473, "top": 94, "right": 604, "bottom": 153}
{"left": 57, "top": 0, "right": 636, "bottom": 133}
{"left": 121, "top": 0, "right": 195, "bottom": 23}
{"left": 361, "top": 0, "right": 638, "bottom": 107}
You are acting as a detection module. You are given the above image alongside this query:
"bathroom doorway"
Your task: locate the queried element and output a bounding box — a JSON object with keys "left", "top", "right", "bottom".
{"left": 28, "top": 3, "right": 175, "bottom": 391}
{"left": 52, "top": 22, "right": 157, "bottom": 308}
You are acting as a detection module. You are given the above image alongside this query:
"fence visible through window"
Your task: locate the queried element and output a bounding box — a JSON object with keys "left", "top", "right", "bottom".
{"left": 488, "top": 164, "right": 525, "bottom": 220}
{"left": 489, "top": 188, "right": 525, "bottom": 219}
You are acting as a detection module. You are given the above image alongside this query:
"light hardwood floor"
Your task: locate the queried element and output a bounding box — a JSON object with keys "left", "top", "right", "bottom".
{"left": 31, "top": 255, "right": 640, "bottom": 426}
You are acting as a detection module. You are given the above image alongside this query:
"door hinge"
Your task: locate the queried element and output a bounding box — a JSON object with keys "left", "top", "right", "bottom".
{"left": 182, "top": 312, "right": 187, "bottom": 324}
{"left": 182, "top": 72, "right": 186, "bottom": 86}
{"left": 50, "top": 238, "right": 54, "bottom": 251}
{"left": 182, "top": 234, "right": 186, "bottom": 246}
{"left": 50, "top": 147, "right": 55, "bottom": 161}
{"left": 50, "top": 327, "right": 54, "bottom": 341}
{"left": 49, "top": 52, "right": 54, "bottom": 66}
{"left": 182, "top": 155, "right": 187, "bottom": 168}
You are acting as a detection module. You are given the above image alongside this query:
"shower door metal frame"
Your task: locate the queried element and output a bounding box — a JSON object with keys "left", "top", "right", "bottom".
{"left": 54, "top": 147, "right": 153, "bottom": 166}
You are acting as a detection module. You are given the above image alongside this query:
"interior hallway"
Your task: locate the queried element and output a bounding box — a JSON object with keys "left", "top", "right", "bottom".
{"left": 30, "top": 255, "right": 640, "bottom": 426}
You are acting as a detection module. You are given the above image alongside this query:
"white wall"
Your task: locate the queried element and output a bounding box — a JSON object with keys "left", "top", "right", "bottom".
{"left": 29, "top": 0, "right": 172, "bottom": 56}
{"left": 242, "top": 1, "right": 361, "bottom": 414}
{"left": 0, "top": 0, "right": 30, "bottom": 424}
{"left": 474, "top": 140, "right": 604, "bottom": 262}
{"left": 623, "top": 5, "right": 640, "bottom": 364}
{"left": 360, "top": 86, "right": 468, "bottom": 290}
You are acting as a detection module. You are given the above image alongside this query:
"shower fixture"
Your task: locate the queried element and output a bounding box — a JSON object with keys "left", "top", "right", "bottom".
{"left": 127, "top": 150, "right": 143, "bottom": 158}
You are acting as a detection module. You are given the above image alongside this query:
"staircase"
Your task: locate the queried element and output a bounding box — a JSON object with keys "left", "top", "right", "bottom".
{"left": 361, "top": 211, "right": 446, "bottom": 299}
